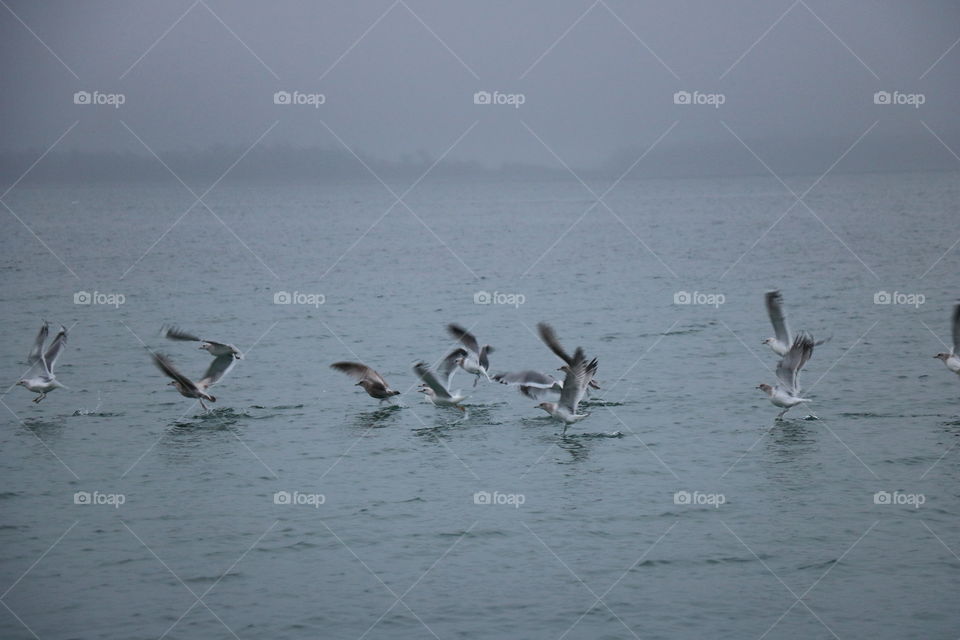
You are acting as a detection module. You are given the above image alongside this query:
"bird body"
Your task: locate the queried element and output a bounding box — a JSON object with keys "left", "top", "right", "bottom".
{"left": 758, "top": 332, "right": 815, "bottom": 419}
{"left": 934, "top": 302, "right": 960, "bottom": 376}
{"left": 535, "top": 323, "right": 598, "bottom": 432}
{"left": 17, "top": 322, "right": 68, "bottom": 403}
{"left": 162, "top": 325, "right": 244, "bottom": 359}
{"left": 446, "top": 324, "right": 493, "bottom": 386}
{"left": 331, "top": 362, "right": 401, "bottom": 402}
{"left": 413, "top": 354, "right": 468, "bottom": 410}
{"left": 152, "top": 352, "right": 234, "bottom": 409}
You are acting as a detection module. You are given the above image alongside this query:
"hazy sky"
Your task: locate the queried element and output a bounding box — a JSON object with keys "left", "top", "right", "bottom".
{"left": 1, "top": 1, "right": 958, "bottom": 174}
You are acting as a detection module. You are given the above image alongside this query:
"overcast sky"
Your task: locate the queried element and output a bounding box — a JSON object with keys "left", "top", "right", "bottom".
{"left": 1, "top": 1, "right": 958, "bottom": 175}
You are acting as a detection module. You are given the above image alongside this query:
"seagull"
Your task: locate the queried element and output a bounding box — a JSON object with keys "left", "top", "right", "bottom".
{"left": 17, "top": 321, "right": 68, "bottom": 403}
{"left": 446, "top": 324, "right": 494, "bottom": 386}
{"left": 757, "top": 332, "right": 814, "bottom": 419}
{"left": 537, "top": 322, "right": 600, "bottom": 392}
{"left": 536, "top": 348, "right": 598, "bottom": 431}
{"left": 933, "top": 301, "right": 960, "bottom": 376}
{"left": 413, "top": 354, "right": 468, "bottom": 410}
{"left": 162, "top": 325, "right": 244, "bottom": 360}
{"left": 762, "top": 290, "right": 830, "bottom": 356}
{"left": 330, "top": 362, "right": 401, "bottom": 403}
{"left": 492, "top": 370, "right": 563, "bottom": 400}
{"left": 152, "top": 352, "right": 235, "bottom": 410}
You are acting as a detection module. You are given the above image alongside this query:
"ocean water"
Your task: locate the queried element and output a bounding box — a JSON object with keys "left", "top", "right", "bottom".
{"left": 1, "top": 172, "right": 959, "bottom": 639}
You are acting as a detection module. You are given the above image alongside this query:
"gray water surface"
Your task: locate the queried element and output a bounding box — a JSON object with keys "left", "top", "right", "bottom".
{"left": 2, "top": 173, "right": 959, "bottom": 639}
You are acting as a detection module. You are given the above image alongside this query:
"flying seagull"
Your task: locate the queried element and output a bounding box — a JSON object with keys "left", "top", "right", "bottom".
{"left": 762, "top": 290, "right": 829, "bottom": 356}
{"left": 330, "top": 362, "right": 401, "bottom": 403}
{"left": 162, "top": 325, "right": 244, "bottom": 359}
{"left": 536, "top": 348, "right": 598, "bottom": 431}
{"left": 933, "top": 301, "right": 960, "bottom": 376}
{"left": 446, "top": 324, "right": 494, "bottom": 386}
{"left": 152, "top": 352, "right": 234, "bottom": 410}
{"left": 757, "top": 332, "right": 814, "bottom": 419}
{"left": 537, "top": 322, "right": 600, "bottom": 391}
{"left": 413, "top": 354, "right": 468, "bottom": 410}
{"left": 17, "top": 321, "right": 68, "bottom": 403}
{"left": 492, "top": 370, "right": 563, "bottom": 400}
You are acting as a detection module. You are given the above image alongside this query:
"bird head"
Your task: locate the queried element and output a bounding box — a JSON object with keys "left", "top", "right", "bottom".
{"left": 762, "top": 338, "right": 773, "bottom": 345}
{"left": 756, "top": 383, "right": 773, "bottom": 394}
{"left": 933, "top": 353, "right": 951, "bottom": 361}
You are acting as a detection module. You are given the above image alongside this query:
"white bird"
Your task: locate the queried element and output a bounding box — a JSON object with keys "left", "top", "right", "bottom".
{"left": 536, "top": 348, "right": 598, "bottom": 431}
{"left": 762, "top": 290, "right": 830, "bottom": 356}
{"left": 757, "top": 332, "right": 814, "bottom": 419}
{"left": 152, "top": 351, "right": 235, "bottom": 410}
{"left": 537, "top": 322, "right": 600, "bottom": 392}
{"left": 933, "top": 301, "right": 960, "bottom": 375}
{"left": 446, "top": 324, "right": 494, "bottom": 386}
{"left": 162, "top": 325, "right": 243, "bottom": 359}
{"left": 330, "top": 362, "right": 401, "bottom": 403}
{"left": 492, "top": 370, "right": 563, "bottom": 400}
{"left": 17, "top": 321, "right": 68, "bottom": 403}
{"left": 413, "top": 352, "right": 468, "bottom": 410}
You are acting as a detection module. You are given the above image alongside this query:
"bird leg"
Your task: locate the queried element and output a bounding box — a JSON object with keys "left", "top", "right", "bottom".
{"left": 33, "top": 393, "right": 45, "bottom": 404}
{"left": 776, "top": 408, "right": 787, "bottom": 419}
{"left": 199, "top": 398, "right": 208, "bottom": 410}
